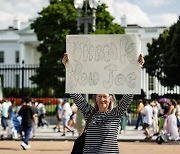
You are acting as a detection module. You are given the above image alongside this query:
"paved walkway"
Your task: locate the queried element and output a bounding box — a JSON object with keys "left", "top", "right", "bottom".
{"left": 1, "top": 140, "right": 180, "bottom": 154}
{"left": 0, "top": 140, "right": 180, "bottom": 154}
{"left": 0, "top": 125, "right": 158, "bottom": 142}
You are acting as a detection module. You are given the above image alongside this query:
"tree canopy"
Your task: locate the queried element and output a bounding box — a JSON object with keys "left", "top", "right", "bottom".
{"left": 30, "top": 0, "right": 124, "bottom": 97}
{"left": 144, "top": 16, "right": 180, "bottom": 87}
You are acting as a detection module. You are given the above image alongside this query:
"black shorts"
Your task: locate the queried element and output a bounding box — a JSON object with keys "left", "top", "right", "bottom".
{"left": 143, "top": 123, "right": 150, "bottom": 129}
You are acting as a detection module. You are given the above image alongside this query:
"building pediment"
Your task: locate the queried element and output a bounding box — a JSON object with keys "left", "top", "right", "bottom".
{"left": 18, "top": 25, "right": 35, "bottom": 35}
{"left": 17, "top": 22, "right": 38, "bottom": 43}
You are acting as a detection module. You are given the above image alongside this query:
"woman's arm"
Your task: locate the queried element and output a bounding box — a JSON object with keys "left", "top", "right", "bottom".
{"left": 70, "top": 93, "right": 94, "bottom": 117}
{"left": 112, "top": 94, "right": 133, "bottom": 117}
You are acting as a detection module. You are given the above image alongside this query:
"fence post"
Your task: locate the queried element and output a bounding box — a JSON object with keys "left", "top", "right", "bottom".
{"left": 21, "top": 60, "right": 24, "bottom": 99}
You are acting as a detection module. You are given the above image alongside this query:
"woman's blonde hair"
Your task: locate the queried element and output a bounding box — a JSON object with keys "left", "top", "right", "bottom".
{"left": 93, "top": 94, "right": 116, "bottom": 111}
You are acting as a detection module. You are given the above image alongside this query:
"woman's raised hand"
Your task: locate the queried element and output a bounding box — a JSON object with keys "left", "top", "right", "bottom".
{"left": 62, "top": 53, "right": 69, "bottom": 66}
{"left": 138, "top": 54, "right": 145, "bottom": 66}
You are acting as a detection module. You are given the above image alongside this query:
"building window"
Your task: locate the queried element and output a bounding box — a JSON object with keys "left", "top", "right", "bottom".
{"left": 148, "top": 76, "right": 154, "bottom": 90}
{"left": 15, "top": 51, "right": 20, "bottom": 63}
{"left": 0, "top": 51, "right": 4, "bottom": 63}
{"left": 0, "top": 74, "right": 4, "bottom": 87}
{"left": 126, "top": 29, "right": 138, "bottom": 33}
{"left": 15, "top": 74, "right": 20, "bottom": 88}
{"left": 145, "top": 29, "right": 157, "bottom": 33}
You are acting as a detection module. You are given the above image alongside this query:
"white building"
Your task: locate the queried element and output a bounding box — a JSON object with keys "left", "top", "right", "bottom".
{"left": 0, "top": 17, "right": 178, "bottom": 98}
{"left": 0, "top": 19, "right": 40, "bottom": 66}
{"left": 0, "top": 19, "right": 40, "bottom": 89}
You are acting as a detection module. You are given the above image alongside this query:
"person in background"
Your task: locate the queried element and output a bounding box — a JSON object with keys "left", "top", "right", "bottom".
{"left": 127, "top": 107, "right": 132, "bottom": 125}
{"left": 119, "top": 111, "right": 128, "bottom": 134}
{"left": 163, "top": 99, "right": 179, "bottom": 140}
{"left": 53, "top": 98, "right": 63, "bottom": 132}
{"left": 158, "top": 101, "right": 170, "bottom": 132}
{"left": 68, "top": 102, "right": 77, "bottom": 134}
{"left": 176, "top": 100, "right": 180, "bottom": 132}
{"left": 31, "top": 100, "right": 38, "bottom": 138}
{"left": 18, "top": 97, "right": 36, "bottom": 150}
{"left": 1, "top": 99, "right": 10, "bottom": 130}
{"left": 7, "top": 100, "right": 15, "bottom": 138}
{"left": 61, "top": 98, "right": 73, "bottom": 136}
{"left": 134, "top": 99, "right": 144, "bottom": 130}
{"left": 150, "top": 100, "right": 159, "bottom": 136}
{"left": 37, "top": 100, "right": 49, "bottom": 127}
{"left": 0, "top": 101, "right": 2, "bottom": 126}
{"left": 141, "top": 100, "right": 153, "bottom": 140}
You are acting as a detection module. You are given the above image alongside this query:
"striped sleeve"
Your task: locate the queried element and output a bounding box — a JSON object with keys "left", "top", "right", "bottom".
{"left": 70, "top": 93, "right": 94, "bottom": 117}
{"left": 112, "top": 94, "right": 133, "bottom": 117}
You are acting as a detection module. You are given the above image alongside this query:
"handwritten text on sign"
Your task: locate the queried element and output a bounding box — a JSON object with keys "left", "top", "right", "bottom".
{"left": 66, "top": 34, "right": 141, "bottom": 94}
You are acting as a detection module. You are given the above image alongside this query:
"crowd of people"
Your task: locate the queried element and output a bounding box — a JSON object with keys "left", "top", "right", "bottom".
{"left": 0, "top": 97, "right": 79, "bottom": 149}
{"left": 0, "top": 98, "right": 50, "bottom": 149}
{"left": 133, "top": 98, "right": 180, "bottom": 141}
{"left": 0, "top": 96, "right": 180, "bottom": 150}
{"left": 53, "top": 98, "right": 77, "bottom": 136}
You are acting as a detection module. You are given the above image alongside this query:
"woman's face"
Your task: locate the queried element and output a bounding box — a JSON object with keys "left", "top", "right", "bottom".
{"left": 96, "top": 94, "right": 111, "bottom": 112}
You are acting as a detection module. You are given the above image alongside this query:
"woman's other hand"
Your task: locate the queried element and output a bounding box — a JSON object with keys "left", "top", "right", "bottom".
{"left": 62, "top": 53, "right": 69, "bottom": 66}
{"left": 138, "top": 53, "right": 145, "bottom": 66}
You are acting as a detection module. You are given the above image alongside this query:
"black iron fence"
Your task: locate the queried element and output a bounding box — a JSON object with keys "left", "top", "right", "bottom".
{"left": 0, "top": 64, "right": 179, "bottom": 117}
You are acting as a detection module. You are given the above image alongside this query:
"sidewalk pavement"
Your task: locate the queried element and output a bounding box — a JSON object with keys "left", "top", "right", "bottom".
{"left": 0, "top": 125, "right": 158, "bottom": 142}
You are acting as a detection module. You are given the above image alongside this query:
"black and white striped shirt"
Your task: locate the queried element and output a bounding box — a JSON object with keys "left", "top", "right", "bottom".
{"left": 70, "top": 94, "right": 133, "bottom": 154}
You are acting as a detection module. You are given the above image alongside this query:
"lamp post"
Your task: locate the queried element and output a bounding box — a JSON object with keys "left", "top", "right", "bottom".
{"left": 74, "top": 0, "right": 99, "bottom": 101}
{"left": 74, "top": 0, "right": 99, "bottom": 34}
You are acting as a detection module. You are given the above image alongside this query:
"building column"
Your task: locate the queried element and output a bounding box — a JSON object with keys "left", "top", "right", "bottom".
{"left": 19, "top": 41, "right": 25, "bottom": 65}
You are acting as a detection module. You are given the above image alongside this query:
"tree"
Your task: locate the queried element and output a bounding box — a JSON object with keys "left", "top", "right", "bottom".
{"left": 144, "top": 16, "right": 180, "bottom": 87}
{"left": 31, "top": 0, "right": 124, "bottom": 97}
{"left": 31, "top": 0, "right": 77, "bottom": 97}
{"left": 95, "top": 4, "right": 124, "bottom": 34}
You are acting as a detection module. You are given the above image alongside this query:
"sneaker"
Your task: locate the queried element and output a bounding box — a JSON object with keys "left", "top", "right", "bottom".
{"left": 61, "top": 134, "right": 65, "bottom": 136}
{"left": 26, "top": 144, "right": 31, "bottom": 149}
{"left": 21, "top": 142, "right": 27, "bottom": 150}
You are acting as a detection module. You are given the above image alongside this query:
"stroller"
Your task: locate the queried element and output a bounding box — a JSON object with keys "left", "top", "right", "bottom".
{"left": 11, "top": 113, "right": 22, "bottom": 139}
{"left": 156, "top": 130, "right": 170, "bottom": 144}
{"left": 156, "top": 115, "right": 180, "bottom": 144}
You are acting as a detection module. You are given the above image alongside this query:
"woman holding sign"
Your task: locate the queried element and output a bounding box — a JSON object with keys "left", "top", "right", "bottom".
{"left": 62, "top": 53, "right": 144, "bottom": 154}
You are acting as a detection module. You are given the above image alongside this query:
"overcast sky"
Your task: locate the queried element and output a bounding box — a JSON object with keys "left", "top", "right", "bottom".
{"left": 0, "top": 0, "right": 179, "bottom": 29}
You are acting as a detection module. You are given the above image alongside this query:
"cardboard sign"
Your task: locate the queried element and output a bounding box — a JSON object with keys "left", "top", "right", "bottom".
{"left": 66, "top": 34, "right": 141, "bottom": 94}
